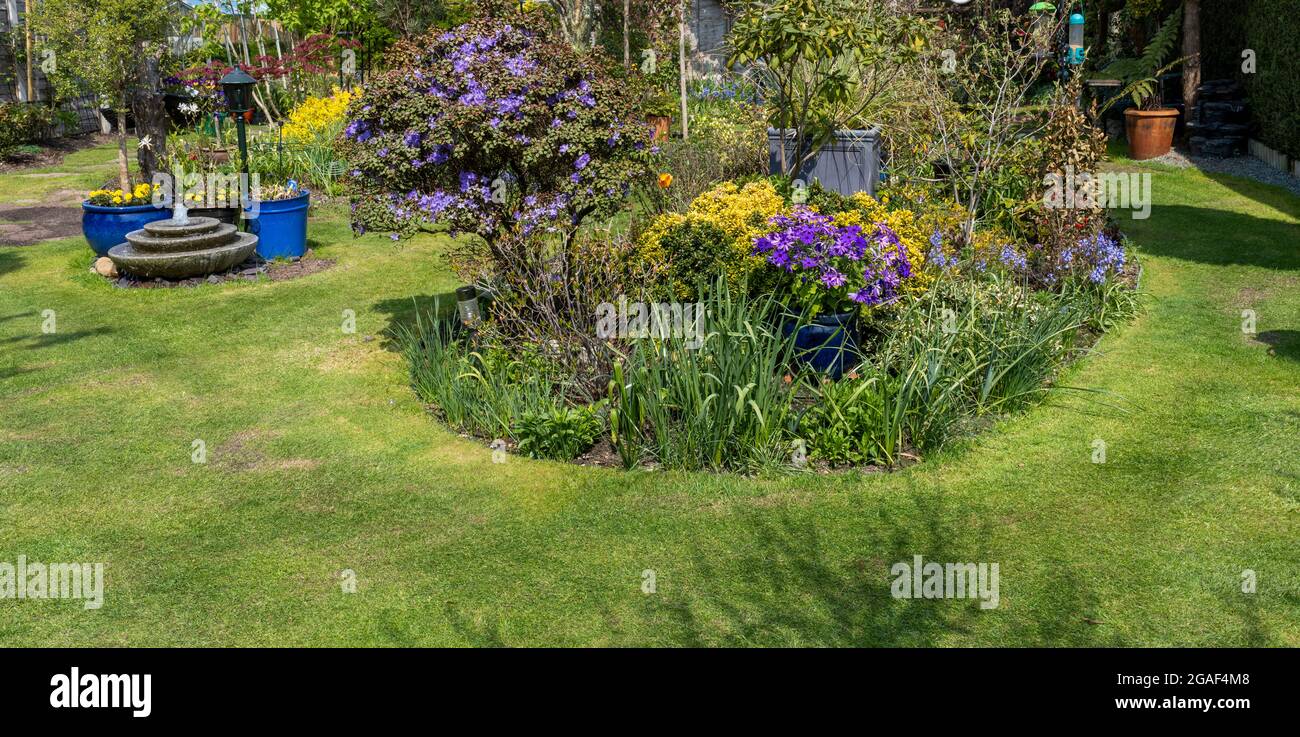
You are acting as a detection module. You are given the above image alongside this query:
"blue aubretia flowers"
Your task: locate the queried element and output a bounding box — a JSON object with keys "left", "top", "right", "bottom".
{"left": 753, "top": 207, "right": 914, "bottom": 313}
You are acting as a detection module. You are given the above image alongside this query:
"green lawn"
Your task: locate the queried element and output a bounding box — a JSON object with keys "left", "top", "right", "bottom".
{"left": 0, "top": 141, "right": 130, "bottom": 206}
{"left": 1, "top": 146, "right": 1297, "bottom": 646}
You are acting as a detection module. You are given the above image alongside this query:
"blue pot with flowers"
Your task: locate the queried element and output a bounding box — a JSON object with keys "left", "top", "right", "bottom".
{"left": 243, "top": 181, "right": 310, "bottom": 260}
{"left": 754, "top": 207, "right": 916, "bottom": 378}
{"left": 82, "top": 183, "right": 170, "bottom": 257}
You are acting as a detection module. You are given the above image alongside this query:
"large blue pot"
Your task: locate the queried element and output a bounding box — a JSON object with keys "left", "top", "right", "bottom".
{"left": 244, "top": 191, "right": 309, "bottom": 260}
{"left": 81, "top": 201, "right": 171, "bottom": 257}
{"left": 783, "top": 311, "right": 859, "bottom": 379}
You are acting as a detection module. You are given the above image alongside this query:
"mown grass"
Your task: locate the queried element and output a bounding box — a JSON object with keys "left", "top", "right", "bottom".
{"left": 0, "top": 139, "right": 132, "bottom": 205}
{"left": 0, "top": 143, "right": 1297, "bottom": 646}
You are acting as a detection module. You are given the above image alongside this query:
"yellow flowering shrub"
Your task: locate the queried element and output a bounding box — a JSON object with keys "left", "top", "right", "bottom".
{"left": 86, "top": 183, "right": 156, "bottom": 207}
{"left": 281, "top": 87, "right": 355, "bottom": 143}
{"left": 636, "top": 180, "right": 788, "bottom": 299}
{"left": 829, "top": 192, "right": 934, "bottom": 298}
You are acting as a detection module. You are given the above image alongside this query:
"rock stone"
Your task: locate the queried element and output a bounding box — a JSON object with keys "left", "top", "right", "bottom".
{"left": 93, "top": 257, "right": 118, "bottom": 278}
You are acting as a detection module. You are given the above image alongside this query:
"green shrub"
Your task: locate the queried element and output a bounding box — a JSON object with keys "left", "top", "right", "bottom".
{"left": 395, "top": 307, "right": 565, "bottom": 442}
{"left": 0, "top": 102, "right": 61, "bottom": 151}
{"left": 650, "top": 219, "right": 732, "bottom": 300}
{"left": 1201, "top": 0, "right": 1300, "bottom": 158}
{"left": 608, "top": 277, "right": 808, "bottom": 473}
{"left": 342, "top": 17, "right": 652, "bottom": 244}
{"left": 515, "top": 405, "right": 604, "bottom": 461}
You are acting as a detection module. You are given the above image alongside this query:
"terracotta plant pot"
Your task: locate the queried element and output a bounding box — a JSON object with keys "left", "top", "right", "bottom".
{"left": 646, "top": 114, "right": 670, "bottom": 142}
{"left": 1124, "top": 108, "right": 1179, "bottom": 160}
{"left": 202, "top": 147, "right": 231, "bottom": 164}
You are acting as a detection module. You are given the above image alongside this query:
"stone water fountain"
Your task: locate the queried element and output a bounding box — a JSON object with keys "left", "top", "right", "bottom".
{"left": 108, "top": 201, "right": 258, "bottom": 280}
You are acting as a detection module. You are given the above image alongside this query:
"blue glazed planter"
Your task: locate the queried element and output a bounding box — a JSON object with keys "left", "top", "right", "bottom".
{"left": 81, "top": 201, "right": 171, "bottom": 257}
{"left": 244, "top": 191, "right": 309, "bottom": 260}
{"left": 783, "top": 311, "right": 859, "bottom": 379}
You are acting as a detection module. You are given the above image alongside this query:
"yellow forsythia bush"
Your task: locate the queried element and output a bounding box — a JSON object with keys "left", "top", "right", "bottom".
{"left": 281, "top": 87, "right": 355, "bottom": 143}
{"left": 637, "top": 180, "right": 787, "bottom": 299}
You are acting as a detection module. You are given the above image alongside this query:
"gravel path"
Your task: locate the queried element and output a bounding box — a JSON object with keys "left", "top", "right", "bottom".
{"left": 1147, "top": 147, "right": 1300, "bottom": 198}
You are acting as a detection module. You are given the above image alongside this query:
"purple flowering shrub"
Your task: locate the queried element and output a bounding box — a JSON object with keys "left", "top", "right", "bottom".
{"left": 340, "top": 17, "right": 653, "bottom": 246}
{"left": 753, "top": 208, "right": 915, "bottom": 315}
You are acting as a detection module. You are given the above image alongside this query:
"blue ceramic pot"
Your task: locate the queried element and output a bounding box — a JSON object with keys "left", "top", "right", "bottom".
{"left": 783, "top": 311, "right": 859, "bottom": 379}
{"left": 244, "top": 191, "right": 309, "bottom": 260}
{"left": 81, "top": 201, "right": 171, "bottom": 257}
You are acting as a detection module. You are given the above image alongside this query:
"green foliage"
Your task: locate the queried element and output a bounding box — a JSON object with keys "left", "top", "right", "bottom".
{"left": 30, "top": 0, "right": 169, "bottom": 108}
{"left": 343, "top": 17, "right": 652, "bottom": 243}
{"left": 798, "top": 272, "right": 1110, "bottom": 467}
{"left": 396, "top": 308, "right": 565, "bottom": 442}
{"left": 608, "top": 278, "right": 807, "bottom": 473}
{"left": 1099, "top": 6, "right": 1184, "bottom": 110}
{"left": 515, "top": 404, "right": 604, "bottom": 460}
{"left": 650, "top": 219, "right": 732, "bottom": 300}
{"left": 797, "top": 370, "right": 897, "bottom": 467}
{"left": 0, "top": 103, "right": 66, "bottom": 152}
{"left": 1228, "top": 0, "right": 1300, "bottom": 158}
{"left": 728, "top": 0, "right": 925, "bottom": 176}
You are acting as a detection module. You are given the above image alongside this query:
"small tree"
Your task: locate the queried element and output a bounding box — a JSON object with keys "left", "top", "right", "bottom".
{"left": 728, "top": 0, "right": 924, "bottom": 177}
{"left": 916, "top": 9, "right": 1067, "bottom": 244}
{"left": 32, "top": 0, "right": 168, "bottom": 192}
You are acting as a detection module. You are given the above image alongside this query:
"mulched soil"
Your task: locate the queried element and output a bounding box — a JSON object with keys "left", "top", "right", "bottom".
{"left": 0, "top": 134, "right": 117, "bottom": 247}
{"left": 101, "top": 251, "right": 336, "bottom": 289}
{"left": 0, "top": 198, "right": 86, "bottom": 246}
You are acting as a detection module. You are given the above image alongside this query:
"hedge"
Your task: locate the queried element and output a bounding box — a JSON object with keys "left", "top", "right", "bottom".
{"left": 1201, "top": 0, "right": 1300, "bottom": 159}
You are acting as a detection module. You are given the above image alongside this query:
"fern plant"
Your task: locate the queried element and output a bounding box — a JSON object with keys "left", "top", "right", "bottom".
{"left": 1098, "top": 6, "right": 1185, "bottom": 112}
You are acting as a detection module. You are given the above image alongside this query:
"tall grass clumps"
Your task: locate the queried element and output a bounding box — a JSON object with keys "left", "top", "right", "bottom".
{"left": 607, "top": 282, "right": 806, "bottom": 473}
{"left": 395, "top": 308, "right": 569, "bottom": 445}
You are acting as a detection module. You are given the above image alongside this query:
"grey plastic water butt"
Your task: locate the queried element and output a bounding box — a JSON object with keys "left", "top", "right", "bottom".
{"left": 768, "top": 127, "right": 882, "bottom": 197}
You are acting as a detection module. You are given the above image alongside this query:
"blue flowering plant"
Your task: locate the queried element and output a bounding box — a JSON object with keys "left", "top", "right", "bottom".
{"left": 923, "top": 227, "right": 1128, "bottom": 290}
{"left": 340, "top": 14, "right": 655, "bottom": 251}
{"left": 753, "top": 207, "right": 916, "bottom": 317}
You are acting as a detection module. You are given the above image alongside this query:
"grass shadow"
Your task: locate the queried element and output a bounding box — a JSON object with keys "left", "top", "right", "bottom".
{"left": 613, "top": 488, "right": 1044, "bottom": 646}
{"left": 0, "top": 249, "right": 25, "bottom": 278}
{"left": 371, "top": 292, "right": 459, "bottom": 353}
{"left": 1129, "top": 203, "right": 1300, "bottom": 271}
{"left": 0, "top": 325, "right": 113, "bottom": 348}
{"left": 1254, "top": 330, "right": 1300, "bottom": 362}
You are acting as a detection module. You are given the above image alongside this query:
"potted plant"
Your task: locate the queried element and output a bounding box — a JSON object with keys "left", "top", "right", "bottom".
{"left": 243, "top": 181, "right": 310, "bottom": 260}
{"left": 753, "top": 207, "right": 916, "bottom": 378}
{"left": 82, "top": 183, "right": 170, "bottom": 257}
{"left": 1097, "top": 7, "right": 1185, "bottom": 160}
{"left": 644, "top": 89, "right": 674, "bottom": 143}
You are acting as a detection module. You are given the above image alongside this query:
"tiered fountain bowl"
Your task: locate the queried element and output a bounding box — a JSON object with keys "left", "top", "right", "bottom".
{"left": 107, "top": 216, "right": 258, "bottom": 280}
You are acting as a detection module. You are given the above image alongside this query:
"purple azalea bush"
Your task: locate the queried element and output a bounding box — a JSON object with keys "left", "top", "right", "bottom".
{"left": 753, "top": 207, "right": 915, "bottom": 315}
{"left": 340, "top": 17, "right": 653, "bottom": 244}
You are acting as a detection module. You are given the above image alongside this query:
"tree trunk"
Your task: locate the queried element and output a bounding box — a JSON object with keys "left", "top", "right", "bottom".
{"left": 132, "top": 56, "right": 168, "bottom": 183}
{"left": 116, "top": 108, "right": 131, "bottom": 192}
{"left": 623, "top": 0, "right": 630, "bottom": 68}
{"left": 1182, "top": 0, "right": 1201, "bottom": 127}
{"left": 678, "top": 1, "right": 688, "bottom": 141}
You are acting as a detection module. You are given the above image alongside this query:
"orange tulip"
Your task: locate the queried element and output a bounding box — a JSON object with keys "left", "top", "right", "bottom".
{"left": 658, "top": 173, "right": 673, "bottom": 189}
